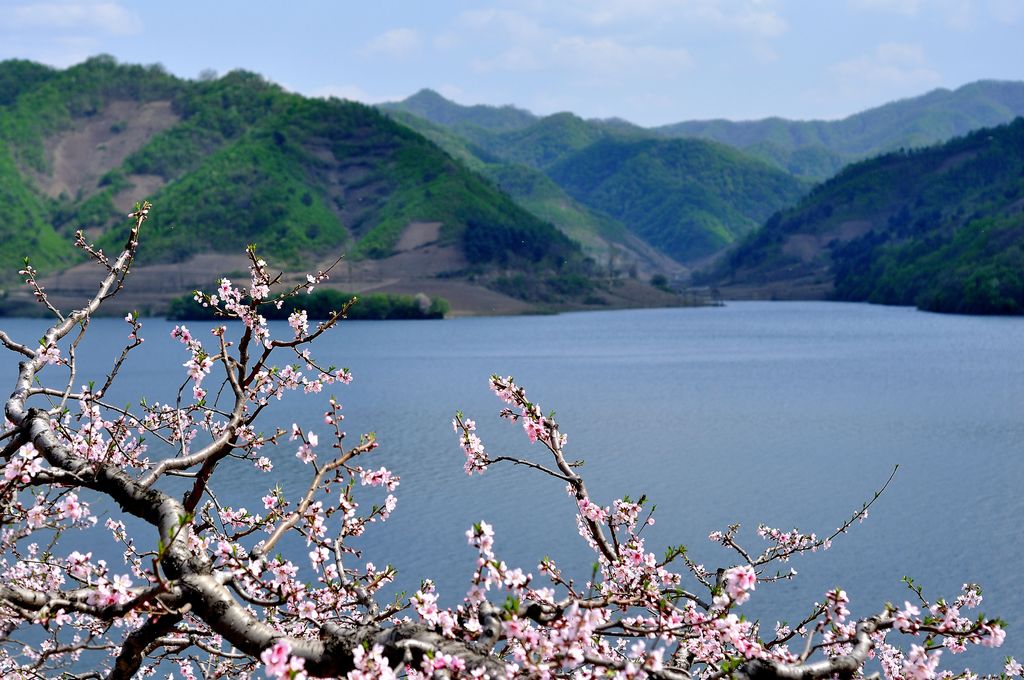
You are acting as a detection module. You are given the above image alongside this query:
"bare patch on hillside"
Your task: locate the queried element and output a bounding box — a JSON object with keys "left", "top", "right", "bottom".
{"left": 936, "top": 150, "right": 979, "bottom": 174}
{"left": 834, "top": 220, "right": 874, "bottom": 241}
{"left": 303, "top": 138, "right": 394, "bottom": 237}
{"left": 328, "top": 242, "right": 467, "bottom": 282}
{"left": 781, "top": 234, "right": 821, "bottom": 262}
{"left": 781, "top": 220, "right": 875, "bottom": 263}
{"left": 34, "top": 100, "right": 179, "bottom": 199}
{"left": 395, "top": 222, "right": 442, "bottom": 251}
{"left": 112, "top": 174, "right": 166, "bottom": 212}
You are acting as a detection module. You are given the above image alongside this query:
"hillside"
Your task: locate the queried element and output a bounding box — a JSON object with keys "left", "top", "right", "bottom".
{"left": 383, "top": 98, "right": 807, "bottom": 264}
{"left": 465, "top": 112, "right": 653, "bottom": 170}
{"left": 383, "top": 109, "right": 683, "bottom": 278}
{"left": 547, "top": 137, "right": 810, "bottom": 262}
{"left": 656, "top": 81, "right": 1024, "bottom": 180}
{"left": 0, "top": 57, "right": 682, "bottom": 316}
{"left": 704, "top": 118, "right": 1024, "bottom": 314}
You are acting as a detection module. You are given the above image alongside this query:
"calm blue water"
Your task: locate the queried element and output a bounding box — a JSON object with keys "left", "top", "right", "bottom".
{"left": 4, "top": 302, "right": 1022, "bottom": 670}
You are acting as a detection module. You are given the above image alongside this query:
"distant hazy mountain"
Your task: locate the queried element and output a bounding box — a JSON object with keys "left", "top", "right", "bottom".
{"left": 656, "top": 81, "right": 1024, "bottom": 180}
{"left": 386, "top": 81, "right": 1024, "bottom": 182}
{"left": 386, "top": 109, "right": 682, "bottom": 277}
{"left": 547, "top": 138, "right": 810, "bottom": 262}
{"left": 379, "top": 88, "right": 537, "bottom": 133}
{"left": 705, "top": 118, "right": 1024, "bottom": 314}
{"left": 382, "top": 96, "right": 808, "bottom": 263}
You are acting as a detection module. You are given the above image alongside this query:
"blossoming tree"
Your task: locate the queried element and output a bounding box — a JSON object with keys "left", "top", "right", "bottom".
{"left": 0, "top": 204, "right": 1016, "bottom": 679}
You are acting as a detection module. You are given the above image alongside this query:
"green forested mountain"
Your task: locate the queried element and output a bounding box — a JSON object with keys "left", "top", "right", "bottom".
{"left": 379, "top": 88, "right": 536, "bottom": 133}
{"left": 384, "top": 82, "right": 1024, "bottom": 183}
{"left": 547, "top": 138, "right": 810, "bottom": 261}
{"left": 707, "top": 118, "right": 1024, "bottom": 314}
{"left": 382, "top": 98, "right": 807, "bottom": 264}
{"left": 382, "top": 108, "right": 679, "bottom": 275}
{"left": 465, "top": 112, "right": 652, "bottom": 170}
{"left": 656, "top": 81, "right": 1024, "bottom": 180}
{"left": 0, "top": 57, "right": 589, "bottom": 306}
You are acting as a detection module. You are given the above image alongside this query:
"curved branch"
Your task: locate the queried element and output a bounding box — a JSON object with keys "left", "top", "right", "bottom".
{"left": 734, "top": 615, "right": 890, "bottom": 680}
{"left": 107, "top": 613, "right": 184, "bottom": 680}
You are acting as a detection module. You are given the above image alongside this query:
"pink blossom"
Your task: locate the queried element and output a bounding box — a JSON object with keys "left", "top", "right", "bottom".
{"left": 57, "top": 493, "right": 86, "bottom": 521}
{"left": 26, "top": 504, "right": 46, "bottom": 528}
{"left": 724, "top": 565, "right": 757, "bottom": 605}
{"left": 288, "top": 310, "right": 308, "bottom": 338}
{"left": 894, "top": 601, "right": 921, "bottom": 632}
{"left": 37, "top": 344, "right": 62, "bottom": 365}
{"left": 260, "top": 640, "right": 295, "bottom": 679}
{"left": 578, "top": 497, "right": 608, "bottom": 524}
{"left": 902, "top": 644, "right": 941, "bottom": 680}
{"left": 979, "top": 623, "right": 1006, "bottom": 648}
{"left": 359, "top": 466, "right": 399, "bottom": 491}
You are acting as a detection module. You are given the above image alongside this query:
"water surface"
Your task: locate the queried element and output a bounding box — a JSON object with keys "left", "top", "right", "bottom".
{"left": 4, "top": 301, "right": 1021, "bottom": 670}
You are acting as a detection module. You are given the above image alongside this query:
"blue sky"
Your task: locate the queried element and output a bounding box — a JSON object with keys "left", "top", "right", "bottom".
{"left": 0, "top": 0, "right": 1021, "bottom": 126}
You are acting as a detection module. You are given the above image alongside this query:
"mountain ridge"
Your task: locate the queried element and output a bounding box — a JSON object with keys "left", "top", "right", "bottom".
{"left": 701, "top": 117, "right": 1024, "bottom": 314}
{"left": 382, "top": 96, "right": 810, "bottom": 263}
{"left": 384, "top": 80, "right": 1024, "bottom": 181}
{"left": 0, "top": 57, "right": 676, "bottom": 317}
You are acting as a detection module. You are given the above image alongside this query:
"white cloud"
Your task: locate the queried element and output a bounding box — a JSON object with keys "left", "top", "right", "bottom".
{"left": 432, "top": 32, "right": 459, "bottom": 50}
{"left": 849, "top": 0, "right": 923, "bottom": 15}
{"left": 850, "top": 0, "right": 1021, "bottom": 26}
{"left": 456, "top": 7, "right": 692, "bottom": 81}
{"left": 552, "top": 36, "right": 693, "bottom": 76}
{"left": 989, "top": 0, "right": 1024, "bottom": 23}
{"left": 4, "top": 1, "right": 142, "bottom": 35}
{"left": 941, "top": 0, "right": 975, "bottom": 29}
{"left": 688, "top": 2, "right": 788, "bottom": 37}
{"left": 566, "top": 0, "right": 788, "bottom": 37}
{"left": 471, "top": 47, "right": 544, "bottom": 74}
{"left": 360, "top": 28, "right": 422, "bottom": 59}
{"left": 470, "top": 35, "right": 691, "bottom": 79}
{"left": 749, "top": 42, "right": 780, "bottom": 63}
{"left": 0, "top": 1, "right": 141, "bottom": 66}
{"left": 457, "top": 8, "right": 546, "bottom": 41}
{"left": 832, "top": 42, "right": 941, "bottom": 88}
{"left": 813, "top": 42, "right": 943, "bottom": 116}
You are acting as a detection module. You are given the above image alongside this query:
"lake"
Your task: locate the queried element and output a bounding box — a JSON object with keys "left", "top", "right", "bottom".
{"left": 3, "top": 301, "right": 1022, "bottom": 671}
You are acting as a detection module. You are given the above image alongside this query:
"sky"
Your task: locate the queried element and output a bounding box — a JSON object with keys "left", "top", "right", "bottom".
{"left": 0, "top": 0, "right": 1021, "bottom": 127}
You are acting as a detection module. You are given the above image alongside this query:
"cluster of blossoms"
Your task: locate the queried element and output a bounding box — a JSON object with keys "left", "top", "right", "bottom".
{"left": 441, "top": 377, "right": 1014, "bottom": 679}
{"left": 454, "top": 416, "right": 488, "bottom": 474}
{"left": 2, "top": 447, "right": 42, "bottom": 485}
{"left": 755, "top": 524, "right": 828, "bottom": 557}
{"left": 172, "top": 323, "right": 214, "bottom": 401}
{"left": 490, "top": 375, "right": 567, "bottom": 451}
{"left": 721, "top": 564, "right": 757, "bottom": 605}
{"left": 1, "top": 233, "right": 422, "bottom": 677}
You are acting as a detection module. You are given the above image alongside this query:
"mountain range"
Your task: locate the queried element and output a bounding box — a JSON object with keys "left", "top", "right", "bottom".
{"left": 385, "top": 81, "right": 1024, "bottom": 182}
{"left": 0, "top": 56, "right": 679, "bottom": 316}
{"left": 2, "top": 56, "right": 1024, "bottom": 315}
{"left": 702, "top": 118, "right": 1024, "bottom": 314}
{"left": 381, "top": 81, "right": 1024, "bottom": 266}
